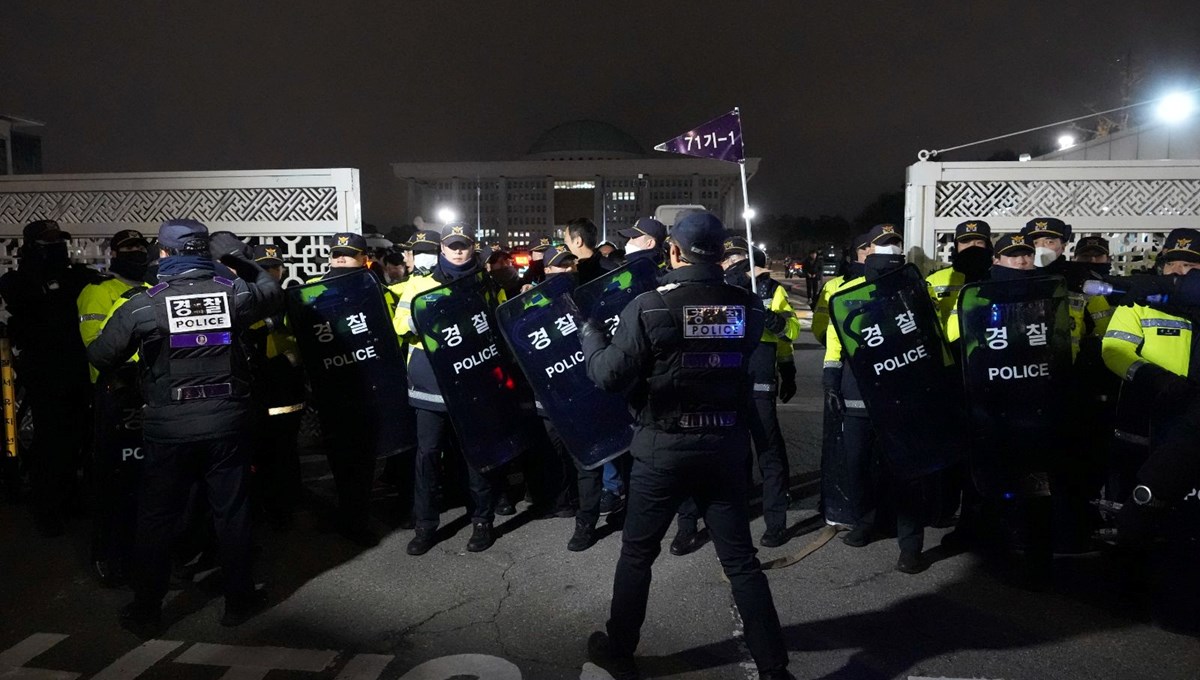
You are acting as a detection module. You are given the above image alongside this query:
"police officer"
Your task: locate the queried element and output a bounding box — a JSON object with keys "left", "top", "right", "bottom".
{"left": 581, "top": 211, "right": 792, "bottom": 680}
{"left": 520, "top": 236, "right": 554, "bottom": 287}
{"left": 79, "top": 229, "right": 151, "bottom": 582}
{"left": 811, "top": 234, "right": 871, "bottom": 345}
{"left": 825, "top": 224, "right": 929, "bottom": 574}
{"left": 87, "top": 219, "right": 281, "bottom": 630}
{"left": 926, "top": 220, "right": 993, "bottom": 345}
{"left": 307, "top": 231, "right": 400, "bottom": 545}
{"left": 247, "top": 244, "right": 306, "bottom": 530}
{"left": 617, "top": 218, "right": 667, "bottom": 272}
{"left": 0, "top": 220, "right": 100, "bottom": 537}
{"left": 396, "top": 224, "right": 502, "bottom": 555}
{"left": 1102, "top": 229, "right": 1200, "bottom": 542}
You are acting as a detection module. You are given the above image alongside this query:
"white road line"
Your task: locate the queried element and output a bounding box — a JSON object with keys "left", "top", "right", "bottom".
{"left": 91, "top": 640, "right": 184, "bottom": 680}
{"left": 334, "top": 654, "right": 394, "bottom": 680}
{"left": 579, "top": 662, "right": 615, "bottom": 679}
{"left": 0, "top": 633, "right": 79, "bottom": 680}
{"left": 173, "top": 643, "right": 337, "bottom": 679}
{"left": 395, "top": 654, "right": 521, "bottom": 679}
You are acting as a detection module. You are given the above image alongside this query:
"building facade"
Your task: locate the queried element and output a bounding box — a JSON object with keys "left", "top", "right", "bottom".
{"left": 391, "top": 120, "right": 759, "bottom": 247}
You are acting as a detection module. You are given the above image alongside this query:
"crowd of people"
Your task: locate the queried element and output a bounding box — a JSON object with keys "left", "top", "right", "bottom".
{"left": 0, "top": 210, "right": 1195, "bottom": 678}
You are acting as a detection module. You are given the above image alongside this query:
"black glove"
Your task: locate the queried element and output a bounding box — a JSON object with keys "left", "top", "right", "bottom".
{"left": 1133, "top": 363, "right": 1195, "bottom": 410}
{"left": 778, "top": 362, "right": 797, "bottom": 403}
{"left": 764, "top": 309, "right": 788, "bottom": 336}
{"left": 824, "top": 389, "right": 844, "bottom": 418}
{"left": 209, "top": 231, "right": 251, "bottom": 262}
{"left": 821, "top": 364, "right": 843, "bottom": 392}
{"left": 578, "top": 318, "right": 608, "bottom": 357}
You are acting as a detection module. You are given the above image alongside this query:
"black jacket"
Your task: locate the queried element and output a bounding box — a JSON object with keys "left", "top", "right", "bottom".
{"left": 87, "top": 260, "right": 282, "bottom": 443}
{"left": 582, "top": 263, "right": 766, "bottom": 466}
{"left": 0, "top": 262, "right": 99, "bottom": 394}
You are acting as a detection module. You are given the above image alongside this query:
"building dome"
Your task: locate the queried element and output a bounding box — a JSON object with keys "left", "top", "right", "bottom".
{"left": 526, "top": 120, "right": 645, "bottom": 160}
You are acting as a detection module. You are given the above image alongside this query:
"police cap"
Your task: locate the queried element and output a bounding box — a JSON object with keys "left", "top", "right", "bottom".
{"left": 1159, "top": 228, "right": 1200, "bottom": 263}
{"left": 1020, "top": 217, "right": 1072, "bottom": 242}
{"left": 410, "top": 229, "right": 440, "bottom": 254}
{"left": 23, "top": 219, "right": 71, "bottom": 245}
{"left": 330, "top": 232, "right": 367, "bottom": 257}
{"left": 865, "top": 223, "right": 903, "bottom": 246}
{"left": 1074, "top": 235, "right": 1109, "bottom": 256}
{"left": 544, "top": 246, "right": 576, "bottom": 268}
{"left": 618, "top": 217, "right": 667, "bottom": 244}
{"left": 253, "top": 243, "right": 284, "bottom": 266}
{"left": 671, "top": 211, "right": 725, "bottom": 263}
{"left": 440, "top": 222, "right": 475, "bottom": 248}
{"left": 532, "top": 236, "right": 554, "bottom": 252}
{"left": 110, "top": 229, "right": 148, "bottom": 250}
{"left": 994, "top": 233, "right": 1034, "bottom": 257}
{"left": 954, "top": 220, "right": 992, "bottom": 243}
{"left": 158, "top": 219, "right": 208, "bottom": 249}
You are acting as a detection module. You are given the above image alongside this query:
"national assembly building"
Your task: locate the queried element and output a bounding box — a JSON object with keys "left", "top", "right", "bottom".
{"left": 391, "top": 120, "right": 760, "bottom": 247}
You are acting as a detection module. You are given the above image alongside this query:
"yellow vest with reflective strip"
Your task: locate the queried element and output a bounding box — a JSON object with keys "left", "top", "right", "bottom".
{"left": 78, "top": 277, "right": 144, "bottom": 383}
{"left": 925, "top": 266, "right": 964, "bottom": 344}
{"left": 1101, "top": 303, "right": 1191, "bottom": 380}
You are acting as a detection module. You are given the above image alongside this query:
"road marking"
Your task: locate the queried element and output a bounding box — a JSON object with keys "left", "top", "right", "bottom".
{"left": 335, "top": 654, "right": 394, "bottom": 679}
{"left": 0, "top": 633, "right": 79, "bottom": 680}
{"left": 173, "top": 643, "right": 337, "bottom": 679}
{"left": 579, "top": 662, "right": 615, "bottom": 679}
{"left": 91, "top": 640, "right": 184, "bottom": 680}
{"left": 396, "top": 654, "right": 521, "bottom": 679}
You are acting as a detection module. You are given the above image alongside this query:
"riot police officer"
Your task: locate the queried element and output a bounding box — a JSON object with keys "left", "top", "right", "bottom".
{"left": 0, "top": 220, "right": 100, "bottom": 537}
{"left": 581, "top": 211, "right": 792, "bottom": 680}
{"left": 87, "top": 219, "right": 281, "bottom": 631}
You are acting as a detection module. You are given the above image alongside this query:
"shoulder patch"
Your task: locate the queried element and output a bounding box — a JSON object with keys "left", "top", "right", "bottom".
{"left": 146, "top": 282, "right": 170, "bottom": 297}
{"left": 120, "top": 286, "right": 144, "bottom": 300}
{"left": 213, "top": 276, "right": 235, "bottom": 287}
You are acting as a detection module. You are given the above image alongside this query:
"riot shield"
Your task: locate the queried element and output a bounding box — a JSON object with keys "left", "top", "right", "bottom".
{"left": 819, "top": 401, "right": 855, "bottom": 526}
{"left": 411, "top": 272, "right": 527, "bottom": 473}
{"left": 497, "top": 273, "right": 636, "bottom": 470}
{"left": 572, "top": 256, "right": 660, "bottom": 325}
{"left": 92, "top": 364, "right": 144, "bottom": 567}
{"left": 286, "top": 269, "right": 411, "bottom": 459}
{"left": 829, "top": 264, "right": 963, "bottom": 480}
{"left": 958, "top": 275, "right": 1072, "bottom": 499}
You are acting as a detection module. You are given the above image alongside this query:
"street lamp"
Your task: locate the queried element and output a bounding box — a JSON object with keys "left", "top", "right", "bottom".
{"left": 1057, "top": 134, "right": 1076, "bottom": 150}
{"left": 743, "top": 207, "right": 757, "bottom": 221}
{"left": 436, "top": 206, "right": 457, "bottom": 224}
{"left": 1157, "top": 91, "right": 1196, "bottom": 124}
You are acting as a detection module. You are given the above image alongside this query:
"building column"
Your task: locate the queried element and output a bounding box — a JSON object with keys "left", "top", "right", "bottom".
{"left": 594, "top": 177, "right": 606, "bottom": 241}
{"left": 498, "top": 177, "right": 509, "bottom": 244}
{"left": 545, "top": 176, "right": 555, "bottom": 238}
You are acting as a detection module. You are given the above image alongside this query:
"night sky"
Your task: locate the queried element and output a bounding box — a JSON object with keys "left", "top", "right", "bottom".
{"left": 3, "top": 2, "right": 1198, "bottom": 226}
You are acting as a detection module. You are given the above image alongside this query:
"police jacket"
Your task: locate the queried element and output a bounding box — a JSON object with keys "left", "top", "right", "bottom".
{"left": 822, "top": 274, "right": 868, "bottom": 416}
{"left": 725, "top": 261, "right": 799, "bottom": 395}
{"left": 78, "top": 274, "right": 146, "bottom": 383}
{"left": 87, "top": 258, "right": 282, "bottom": 443}
{"left": 811, "top": 274, "right": 841, "bottom": 345}
{"left": 582, "top": 263, "right": 766, "bottom": 465}
{"left": 247, "top": 312, "right": 306, "bottom": 414}
{"left": 0, "top": 261, "right": 99, "bottom": 394}
{"left": 926, "top": 266, "right": 966, "bottom": 344}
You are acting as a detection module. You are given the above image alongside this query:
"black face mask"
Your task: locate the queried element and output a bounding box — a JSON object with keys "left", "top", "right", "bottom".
{"left": 109, "top": 250, "right": 149, "bottom": 281}
{"left": 953, "top": 246, "right": 993, "bottom": 281}
{"left": 25, "top": 241, "right": 70, "bottom": 274}
{"left": 989, "top": 264, "right": 1038, "bottom": 281}
{"left": 1082, "top": 262, "right": 1112, "bottom": 278}
{"left": 864, "top": 253, "right": 905, "bottom": 281}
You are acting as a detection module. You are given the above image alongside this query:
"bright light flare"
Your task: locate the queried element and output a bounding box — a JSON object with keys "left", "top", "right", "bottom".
{"left": 742, "top": 208, "right": 757, "bottom": 221}
{"left": 1057, "top": 134, "right": 1076, "bottom": 150}
{"left": 436, "top": 206, "right": 457, "bottom": 224}
{"left": 1156, "top": 91, "right": 1197, "bottom": 124}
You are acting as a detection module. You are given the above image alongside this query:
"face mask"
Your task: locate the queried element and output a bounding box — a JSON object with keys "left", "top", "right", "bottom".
{"left": 624, "top": 240, "right": 646, "bottom": 254}
{"left": 1034, "top": 247, "right": 1058, "bottom": 268}
{"left": 953, "top": 246, "right": 993, "bottom": 280}
{"left": 873, "top": 244, "right": 901, "bottom": 256}
{"left": 109, "top": 250, "right": 150, "bottom": 280}
{"left": 1083, "top": 262, "right": 1111, "bottom": 278}
{"left": 414, "top": 253, "right": 437, "bottom": 270}
{"left": 865, "top": 253, "right": 905, "bottom": 281}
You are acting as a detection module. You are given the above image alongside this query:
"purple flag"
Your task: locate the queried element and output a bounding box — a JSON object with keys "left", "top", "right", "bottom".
{"left": 653, "top": 109, "right": 744, "bottom": 163}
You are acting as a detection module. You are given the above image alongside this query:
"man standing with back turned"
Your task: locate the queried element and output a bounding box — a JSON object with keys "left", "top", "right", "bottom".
{"left": 580, "top": 211, "right": 793, "bottom": 680}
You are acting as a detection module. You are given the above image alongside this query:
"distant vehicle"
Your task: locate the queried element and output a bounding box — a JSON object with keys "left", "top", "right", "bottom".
{"left": 785, "top": 260, "right": 804, "bottom": 279}
{"left": 510, "top": 247, "right": 532, "bottom": 276}
{"left": 653, "top": 204, "right": 708, "bottom": 227}
{"left": 820, "top": 245, "right": 842, "bottom": 277}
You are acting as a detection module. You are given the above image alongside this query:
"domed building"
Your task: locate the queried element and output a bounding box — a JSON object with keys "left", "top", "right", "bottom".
{"left": 391, "top": 120, "right": 759, "bottom": 247}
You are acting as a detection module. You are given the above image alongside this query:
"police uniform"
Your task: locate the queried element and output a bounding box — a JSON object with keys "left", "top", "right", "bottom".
{"left": 812, "top": 236, "right": 872, "bottom": 345}
{"left": 246, "top": 244, "right": 306, "bottom": 528}
{"left": 0, "top": 220, "right": 101, "bottom": 536}
{"left": 87, "top": 220, "right": 281, "bottom": 629}
{"left": 925, "top": 220, "right": 993, "bottom": 344}
{"left": 581, "top": 212, "right": 791, "bottom": 680}
{"left": 79, "top": 229, "right": 151, "bottom": 581}
{"left": 396, "top": 225, "right": 502, "bottom": 556}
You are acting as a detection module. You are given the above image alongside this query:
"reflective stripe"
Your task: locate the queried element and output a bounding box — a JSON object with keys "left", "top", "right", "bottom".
{"left": 1090, "top": 309, "right": 1114, "bottom": 320}
{"left": 1125, "top": 359, "right": 1148, "bottom": 382}
{"left": 949, "top": 309, "right": 959, "bottom": 316}
{"left": 752, "top": 383, "right": 774, "bottom": 392}
{"left": 407, "top": 388, "right": 444, "bottom": 404}
{"left": 932, "top": 284, "right": 961, "bottom": 294}
{"left": 1114, "top": 429, "right": 1150, "bottom": 447}
{"left": 268, "top": 403, "right": 305, "bottom": 416}
{"left": 79, "top": 313, "right": 107, "bottom": 322}
{"left": 1141, "top": 318, "right": 1192, "bottom": 330}
{"left": 822, "top": 360, "right": 842, "bottom": 369}
{"left": 396, "top": 301, "right": 411, "bottom": 309}
{"left": 844, "top": 399, "right": 866, "bottom": 409}
{"left": 1104, "top": 330, "right": 1141, "bottom": 345}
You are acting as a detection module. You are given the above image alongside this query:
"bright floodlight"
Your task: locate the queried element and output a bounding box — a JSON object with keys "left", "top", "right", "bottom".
{"left": 1156, "top": 91, "right": 1196, "bottom": 124}
{"left": 1057, "top": 134, "right": 1076, "bottom": 150}
{"left": 743, "top": 208, "right": 757, "bottom": 221}
{"left": 757, "top": 242, "right": 766, "bottom": 250}
{"left": 436, "top": 206, "right": 457, "bottom": 224}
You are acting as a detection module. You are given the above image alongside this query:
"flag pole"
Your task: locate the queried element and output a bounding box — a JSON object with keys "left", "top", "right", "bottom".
{"left": 738, "top": 159, "right": 757, "bottom": 294}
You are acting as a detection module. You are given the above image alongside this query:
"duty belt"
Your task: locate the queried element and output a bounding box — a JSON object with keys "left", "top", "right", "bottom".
{"left": 172, "top": 382, "right": 233, "bottom": 402}
{"left": 678, "top": 411, "right": 738, "bottom": 429}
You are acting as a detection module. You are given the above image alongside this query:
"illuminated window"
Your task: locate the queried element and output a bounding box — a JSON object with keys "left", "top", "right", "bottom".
{"left": 554, "top": 180, "right": 596, "bottom": 190}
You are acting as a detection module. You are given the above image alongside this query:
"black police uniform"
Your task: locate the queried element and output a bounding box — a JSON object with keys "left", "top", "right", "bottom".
{"left": 581, "top": 217, "right": 789, "bottom": 677}
{"left": 87, "top": 222, "right": 281, "bottom": 622}
{"left": 0, "top": 220, "right": 100, "bottom": 535}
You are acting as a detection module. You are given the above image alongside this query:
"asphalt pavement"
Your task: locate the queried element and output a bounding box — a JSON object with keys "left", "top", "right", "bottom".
{"left": 1, "top": 277, "right": 1197, "bottom": 680}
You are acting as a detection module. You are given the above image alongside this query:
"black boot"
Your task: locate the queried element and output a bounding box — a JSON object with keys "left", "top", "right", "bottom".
{"left": 669, "top": 526, "right": 705, "bottom": 556}
{"left": 587, "top": 631, "right": 640, "bottom": 680}
{"left": 407, "top": 527, "right": 436, "bottom": 556}
{"left": 567, "top": 521, "right": 595, "bottom": 552}
{"left": 467, "top": 521, "right": 495, "bottom": 552}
